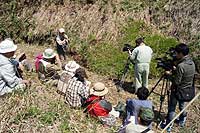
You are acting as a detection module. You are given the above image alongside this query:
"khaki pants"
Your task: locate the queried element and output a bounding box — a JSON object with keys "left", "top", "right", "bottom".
{"left": 134, "top": 63, "right": 150, "bottom": 93}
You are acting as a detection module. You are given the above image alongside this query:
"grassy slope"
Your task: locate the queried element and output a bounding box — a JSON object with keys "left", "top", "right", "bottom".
{"left": 0, "top": 0, "right": 199, "bottom": 133}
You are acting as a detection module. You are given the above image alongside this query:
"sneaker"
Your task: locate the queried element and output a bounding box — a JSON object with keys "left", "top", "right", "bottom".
{"left": 160, "top": 121, "right": 173, "bottom": 133}
{"left": 179, "top": 116, "right": 187, "bottom": 127}
{"left": 174, "top": 118, "right": 180, "bottom": 124}
{"left": 166, "top": 125, "right": 173, "bottom": 133}
{"left": 160, "top": 120, "right": 166, "bottom": 129}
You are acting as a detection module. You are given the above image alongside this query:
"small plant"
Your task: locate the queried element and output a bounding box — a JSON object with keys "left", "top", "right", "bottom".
{"left": 39, "top": 111, "right": 58, "bottom": 125}
{"left": 59, "top": 121, "right": 70, "bottom": 133}
{"left": 24, "top": 106, "right": 41, "bottom": 118}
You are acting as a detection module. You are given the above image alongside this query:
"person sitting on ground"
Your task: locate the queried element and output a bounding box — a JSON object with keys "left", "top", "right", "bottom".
{"left": 56, "top": 28, "right": 70, "bottom": 60}
{"left": 125, "top": 107, "right": 154, "bottom": 133}
{"left": 57, "top": 60, "right": 80, "bottom": 95}
{"left": 11, "top": 53, "right": 33, "bottom": 78}
{"left": 83, "top": 82, "right": 116, "bottom": 126}
{"left": 65, "top": 68, "right": 89, "bottom": 108}
{"left": 0, "top": 38, "right": 29, "bottom": 96}
{"left": 38, "top": 48, "right": 62, "bottom": 82}
{"left": 125, "top": 86, "right": 153, "bottom": 125}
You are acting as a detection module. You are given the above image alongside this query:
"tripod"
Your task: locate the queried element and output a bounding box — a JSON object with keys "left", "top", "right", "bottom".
{"left": 117, "top": 57, "right": 133, "bottom": 92}
{"left": 148, "top": 73, "right": 171, "bottom": 127}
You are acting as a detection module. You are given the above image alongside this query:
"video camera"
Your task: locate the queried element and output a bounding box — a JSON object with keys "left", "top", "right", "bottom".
{"left": 122, "top": 44, "right": 135, "bottom": 52}
{"left": 156, "top": 47, "right": 176, "bottom": 71}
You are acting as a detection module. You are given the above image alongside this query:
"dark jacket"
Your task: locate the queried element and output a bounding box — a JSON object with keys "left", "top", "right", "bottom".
{"left": 173, "top": 56, "right": 195, "bottom": 90}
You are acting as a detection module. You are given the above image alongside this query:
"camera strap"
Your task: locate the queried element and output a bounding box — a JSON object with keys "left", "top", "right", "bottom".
{"left": 141, "top": 127, "right": 151, "bottom": 133}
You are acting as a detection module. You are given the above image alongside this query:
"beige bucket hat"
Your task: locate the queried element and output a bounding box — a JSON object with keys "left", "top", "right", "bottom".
{"left": 65, "top": 61, "right": 80, "bottom": 76}
{"left": 43, "top": 48, "right": 56, "bottom": 59}
{"left": 90, "top": 82, "right": 108, "bottom": 96}
{"left": 0, "top": 38, "right": 17, "bottom": 53}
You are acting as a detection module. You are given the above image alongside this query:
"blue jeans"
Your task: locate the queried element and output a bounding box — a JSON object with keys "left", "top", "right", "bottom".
{"left": 167, "top": 91, "right": 187, "bottom": 124}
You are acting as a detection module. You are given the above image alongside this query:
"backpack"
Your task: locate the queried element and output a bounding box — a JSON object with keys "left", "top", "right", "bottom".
{"left": 57, "top": 72, "right": 72, "bottom": 95}
{"left": 35, "top": 54, "right": 43, "bottom": 72}
{"left": 84, "top": 96, "right": 115, "bottom": 126}
{"left": 86, "top": 98, "right": 112, "bottom": 117}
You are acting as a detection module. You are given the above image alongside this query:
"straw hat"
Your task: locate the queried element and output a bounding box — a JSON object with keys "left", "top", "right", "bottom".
{"left": 0, "top": 38, "right": 17, "bottom": 53}
{"left": 58, "top": 28, "right": 65, "bottom": 33}
{"left": 90, "top": 82, "right": 108, "bottom": 96}
{"left": 65, "top": 61, "right": 80, "bottom": 75}
{"left": 43, "top": 48, "right": 56, "bottom": 59}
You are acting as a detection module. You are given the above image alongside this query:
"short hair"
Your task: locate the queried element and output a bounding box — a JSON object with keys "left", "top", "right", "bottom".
{"left": 136, "top": 86, "right": 149, "bottom": 100}
{"left": 135, "top": 37, "right": 144, "bottom": 45}
{"left": 74, "top": 68, "right": 88, "bottom": 82}
{"left": 175, "top": 43, "right": 189, "bottom": 56}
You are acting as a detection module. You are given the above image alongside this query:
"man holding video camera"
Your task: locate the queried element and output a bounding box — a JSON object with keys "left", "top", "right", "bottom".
{"left": 128, "top": 38, "right": 153, "bottom": 93}
{"left": 161, "top": 43, "right": 196, "bottom": 132}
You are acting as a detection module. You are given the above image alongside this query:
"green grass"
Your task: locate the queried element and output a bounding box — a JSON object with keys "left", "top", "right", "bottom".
{"left": 39, "top": 111, "right": 59, "bottom": 125}
{"left": 81, "top": 21, "right": 178, "bottom": 78}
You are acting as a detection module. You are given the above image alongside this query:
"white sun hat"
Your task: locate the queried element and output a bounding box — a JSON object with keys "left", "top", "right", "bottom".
{"left": 0, "top": 38, "right": 17, "bottom": 53}
{"left": 43, "top": 48, "right": 56, "bottom": 59}
{"left": 90, "top": 82, "right": 109, "bottom": 96}
{"left": 65, "top": 61, "right": 80, "bottom": 75}
{"left": 58, "top": 28, "right": 65, "bottom": 33}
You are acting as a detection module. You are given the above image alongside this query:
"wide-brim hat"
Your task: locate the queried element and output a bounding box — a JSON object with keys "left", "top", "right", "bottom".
{"left": 0, "top": 39, "right": 17, "bottom": 53}
{"left": 65, "top": 61, "right": 80, "bottom": 73}
{"left": 43, "top": 48, "right": 56, "bottom": 59}
{"left": 90, "top": 82, "right": 108, "bottom": 96}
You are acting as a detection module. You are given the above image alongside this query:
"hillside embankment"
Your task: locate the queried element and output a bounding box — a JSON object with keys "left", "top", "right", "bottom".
{"left": 0, "top": 0, "right": 200, "bottom": 132}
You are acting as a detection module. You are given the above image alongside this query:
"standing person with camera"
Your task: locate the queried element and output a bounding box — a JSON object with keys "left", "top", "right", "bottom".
{"left": 128, "top": 38, "right": 153, "bottom": 93}
{"left": 55, "top": 28, "right": 70, "bottom": 61}
{"left": 161, "top": 43, "right": 196, "bottom": 132}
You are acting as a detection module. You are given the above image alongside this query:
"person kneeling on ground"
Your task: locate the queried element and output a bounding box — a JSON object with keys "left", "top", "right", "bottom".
{"left": 83, "top": 82, "right": 116, "bottom": 126}
{"left": 0, "top": 39, "right": 29, "bottom": 96}
{"left": 125, "top": 86, "right": 153, "bottom": 125}
{"left": 125, "top": 107, "right": 154, "bottom": 133}
{"left": 65, "top": 68, "right": 89, "bottom": 108}
{"left": 38, "top": 48, "right": 62, "bottom": 83}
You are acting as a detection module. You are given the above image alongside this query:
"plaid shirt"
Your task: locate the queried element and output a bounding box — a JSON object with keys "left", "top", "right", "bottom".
{"left": 65, "top": 77, "right": 89, "bottom": 107}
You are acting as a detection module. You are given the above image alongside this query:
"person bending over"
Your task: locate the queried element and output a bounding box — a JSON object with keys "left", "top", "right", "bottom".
{"left": 125, "top": 107, "right": 154, "bottom": 133}
{"left": 125, "top": 86, "right": 153, "bottom": 125}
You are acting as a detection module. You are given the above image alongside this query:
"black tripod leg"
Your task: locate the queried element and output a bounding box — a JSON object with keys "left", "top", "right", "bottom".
{"left": 117, "top": 58, "right": 131, "bottom": 92}
{"left": 148, "top": 74, "right": 165, "bottom": 97}
{"left": 156, "top": 78, "right": 166, "bottom": 128}
{"left": 117, "top": 70, "right": 129, "bottom": 91}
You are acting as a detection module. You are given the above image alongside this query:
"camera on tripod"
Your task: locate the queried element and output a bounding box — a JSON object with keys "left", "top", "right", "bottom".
{"left": 122, "top": 44, "right": 135, "bottom": 52}
{"left": 156, "top": 47, "right": 176, "bottom": 71}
